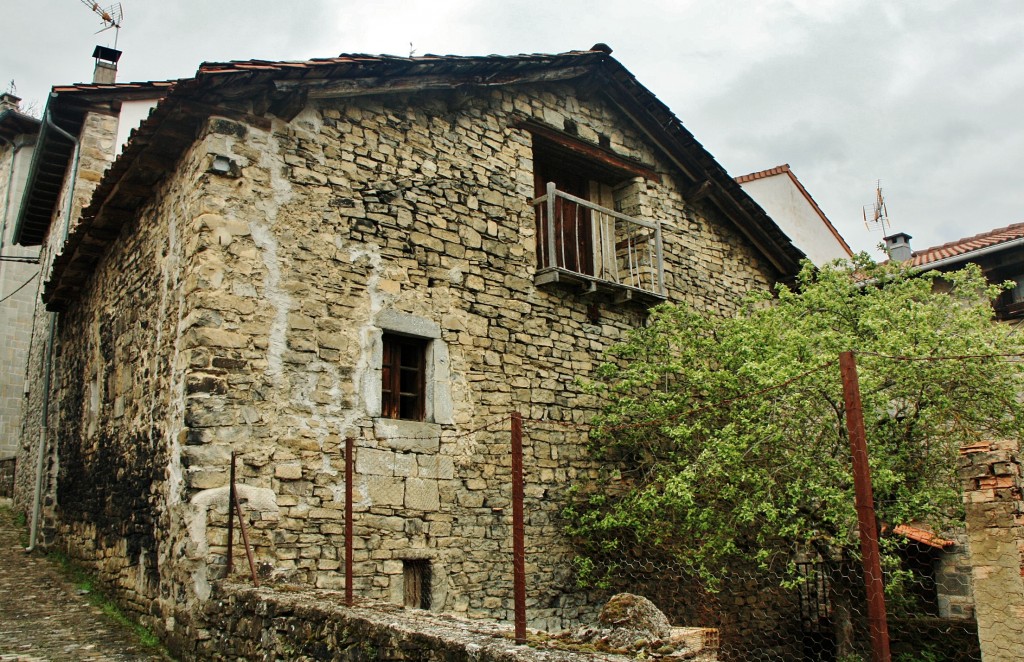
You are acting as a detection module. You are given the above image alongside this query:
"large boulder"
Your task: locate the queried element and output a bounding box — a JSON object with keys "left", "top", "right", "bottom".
{"left": 555, "top": 593, "right": 718, "bottom": 658}
{"left": 598, "top": 593, "right": 672, "bottom": 640}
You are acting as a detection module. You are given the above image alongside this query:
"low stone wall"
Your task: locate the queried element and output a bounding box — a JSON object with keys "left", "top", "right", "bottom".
{"left": 181, "top": 583, "right": 628, "bottom": 661}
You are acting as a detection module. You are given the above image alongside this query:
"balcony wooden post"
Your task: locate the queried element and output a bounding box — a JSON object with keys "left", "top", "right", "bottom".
{"left": 545, "top": 181, "right": 557, "bottom": 270}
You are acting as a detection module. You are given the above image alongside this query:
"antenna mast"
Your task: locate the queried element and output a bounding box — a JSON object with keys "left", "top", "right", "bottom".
{"left": 862, "top": 180, "right": 891, "bottom": 238}
{"left": 79, "top": 1, "right": 124, "bottom": 47}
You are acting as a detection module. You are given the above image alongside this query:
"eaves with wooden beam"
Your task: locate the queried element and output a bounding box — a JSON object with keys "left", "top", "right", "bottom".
{"left": 44, "top": 46, "right": 805, "bottom": 310}
{"left": 591, "top": 58, "right": 805, "bottom": 277}
{"left": 13, "top": 81, "right": 175, "bottom": 248}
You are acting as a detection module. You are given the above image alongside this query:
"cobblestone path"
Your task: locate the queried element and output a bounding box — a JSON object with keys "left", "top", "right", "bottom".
{"left": 0, "top": 502, "right": 173, "bottom": 661}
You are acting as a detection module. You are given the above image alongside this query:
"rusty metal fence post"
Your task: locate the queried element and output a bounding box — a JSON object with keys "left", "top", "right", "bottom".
{"left": 511, "top": 412, "right": 526, "bottom": 644}
{"left": 227, "top": 451, "right": 236, "bottom": 575}
{"left": 839, "top": 351, "right": 890, "bottom": 662}
{"left": 226, "top": 451, "right": 260, "bottom": 586}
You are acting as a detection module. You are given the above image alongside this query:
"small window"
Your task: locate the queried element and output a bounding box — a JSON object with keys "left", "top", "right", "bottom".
{"left": 403, "top": 559, "right": 431, "bottom": 609}
{"left": 381, "top": 334, "right": 427, "bottom": 421}
{"left": 1009, "top": 275, "right": 1024, "bottom": 304}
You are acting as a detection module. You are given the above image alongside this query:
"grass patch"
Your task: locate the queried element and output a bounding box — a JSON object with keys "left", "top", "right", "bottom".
{"left": 46, "top": 549, "right": 171, "bottom": 656}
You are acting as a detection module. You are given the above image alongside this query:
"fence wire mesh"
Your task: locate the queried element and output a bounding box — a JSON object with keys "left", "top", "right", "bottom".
{"left": 568, "top": 538, "right": 981, "bottom": 661}
{"left": 516, "top": 404, "right": 993, "bottom": 662}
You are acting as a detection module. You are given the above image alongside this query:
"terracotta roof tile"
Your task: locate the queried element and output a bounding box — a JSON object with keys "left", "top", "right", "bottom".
{"left": 735, "top": 164, "right": 792, "bottom": 184}
{"left": 892, "top": 524, "right": 955, "bottom": 549}
{"left": 911, "top": 222, "right": 1024, "bottom": 267}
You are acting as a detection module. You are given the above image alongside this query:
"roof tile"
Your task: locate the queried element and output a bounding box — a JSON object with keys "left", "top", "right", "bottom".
{"left": 912, "top": 222, "right": 1024, "bottom": 267}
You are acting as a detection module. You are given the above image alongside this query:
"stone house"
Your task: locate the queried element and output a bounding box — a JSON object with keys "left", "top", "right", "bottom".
{"left": 13, "top": 45, "right": 809, "bottom": 644}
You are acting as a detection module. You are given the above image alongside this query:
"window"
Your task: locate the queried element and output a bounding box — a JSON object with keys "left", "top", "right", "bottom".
{"left": 992, "top": 272, "right": 1024, "bottom": 319}
{"left": 381, "top": 334, "right": 427, "bottom": 421}
{"left": 403, "top": 559, "right": 431, "bottom": 609}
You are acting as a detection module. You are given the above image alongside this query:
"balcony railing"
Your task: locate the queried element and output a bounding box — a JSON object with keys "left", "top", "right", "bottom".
{"left": 532, "top": 182, "right": 666, "bottom": 300}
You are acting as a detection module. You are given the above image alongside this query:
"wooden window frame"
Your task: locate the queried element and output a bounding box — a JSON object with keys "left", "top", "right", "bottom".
{"left": 381, "top": 334, "right": 427, "bottom": 422}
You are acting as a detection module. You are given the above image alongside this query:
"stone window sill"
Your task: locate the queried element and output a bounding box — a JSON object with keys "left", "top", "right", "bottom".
{"left": 373, "top": 418, "right": 441, "bottom": 453}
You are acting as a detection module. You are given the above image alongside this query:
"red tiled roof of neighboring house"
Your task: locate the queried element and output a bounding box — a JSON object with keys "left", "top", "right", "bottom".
{"left": 736, "top": 164, "right": 853, "bottom": 257}
{"left": 911, "top": 222, "right": 1024, "bottom": 268}
{"left": 892, "top": 524, "right": 955, "bottom": 549}
{"left": 734, "top": 164, "right": 790, "bottom": 184}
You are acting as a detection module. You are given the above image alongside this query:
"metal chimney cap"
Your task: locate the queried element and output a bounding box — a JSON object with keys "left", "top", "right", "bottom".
{"left": 92, "top": 45, "right": 122, "bottom": 64}
{"left": 883, "top": 232, "right": 912, "bottom": 243}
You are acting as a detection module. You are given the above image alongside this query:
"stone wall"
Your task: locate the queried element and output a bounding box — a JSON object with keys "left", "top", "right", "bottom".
{"left": 46, "top": 130, "right": 215, "bottom": 627}
{"left": 14, "top": 112, "right": 118, "bottom": 533}
{"left": 958, "top": 440, "right": 1024, "bottom": 661}
{"left": 935, "top": 530, "right": 974, "bottom": 620}
{"left": 13, "top": 110, "right": 121, "bottom": 521}
{"left": 184, "top": 583, "right": 628, "bottom": 661}
{"left": 32, "top": 79, "right": 783, "bottom": 640}
{"left": 0, "top": 134, "right": 40, "bottom": 460}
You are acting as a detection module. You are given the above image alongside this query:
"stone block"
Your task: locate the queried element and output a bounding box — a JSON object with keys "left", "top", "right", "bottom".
{"left": 417, "top": 455, "right": 455, "bottom": 480}
{"left": 393, "top": 453, "right": 417, "bottom": 477}
{"left": 186, "top": 327, "right": 249, "bottom": 349}
{"left": 355, "top": 447, "right": 395, "bottom": 476}
{"left": 405, "top": 478, "right": 439, "bottom": 511}
{"left": 275, "top": 464, "right": 303, "bottom": 480}
{"left": 373, "top": 419, "right": 440, "bottom": 453}
{"left": 366, "top": 476, "right": 405, "bottom": 507}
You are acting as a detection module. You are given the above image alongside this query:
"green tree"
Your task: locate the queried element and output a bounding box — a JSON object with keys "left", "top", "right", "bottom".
{"left": 567, "top": 257, "right": 1024, "bottom": 655}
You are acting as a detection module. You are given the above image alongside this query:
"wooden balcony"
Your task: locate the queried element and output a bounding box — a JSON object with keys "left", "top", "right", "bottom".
{"left": 532, "top": 182, "right": 666, "bottom": 302}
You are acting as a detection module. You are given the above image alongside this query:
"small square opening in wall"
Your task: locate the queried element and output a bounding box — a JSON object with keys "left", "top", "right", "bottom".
{"left": 403, "top": 559, "right": 431, "bottom": 609}
{"left": 381, "top": 333, "right": 428, "bottom": 421}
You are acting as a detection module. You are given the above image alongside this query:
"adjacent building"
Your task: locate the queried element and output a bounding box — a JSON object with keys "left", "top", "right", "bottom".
{"left": 737, "top": 163, "right": 852, "bottom": 266}
{"left": 887, "top": 223, "right": 1024, "bottom": 320}
{"left": 0, "top": 91, "right": 41, "bottom": 475}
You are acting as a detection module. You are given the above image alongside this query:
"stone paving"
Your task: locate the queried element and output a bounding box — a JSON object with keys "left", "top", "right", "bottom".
{"left": 0, "top": 500, "right": 173, "bottom": 661}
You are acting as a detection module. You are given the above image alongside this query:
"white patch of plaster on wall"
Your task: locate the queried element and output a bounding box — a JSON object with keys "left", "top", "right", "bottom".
{"left": 250, "top": 124, "right": 296, "bottom": 385}
{"left": 160, "top": 198, "right": 189, "bottom": 506}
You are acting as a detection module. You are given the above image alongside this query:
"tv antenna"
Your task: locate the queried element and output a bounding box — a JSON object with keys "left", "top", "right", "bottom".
{"left": 862, "top": 180, "right": 891, "bottom": 237}
{"left": 79, "top": 1, "right": 123, "bottom": 46}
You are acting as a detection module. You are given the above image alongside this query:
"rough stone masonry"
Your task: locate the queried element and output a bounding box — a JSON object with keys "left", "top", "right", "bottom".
{"left": 15, "top": 52, "right": 794, "bottom": 653}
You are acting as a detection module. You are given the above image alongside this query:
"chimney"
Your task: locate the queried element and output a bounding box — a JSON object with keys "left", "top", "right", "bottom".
{"left": 883, "top": 232, "right": 913, "bottom": 262}
{"left": 91, "top": 45, "right": 122, "bottom": 84}
{"left": 0, "top": 91, "right": 21, "bottom": 112}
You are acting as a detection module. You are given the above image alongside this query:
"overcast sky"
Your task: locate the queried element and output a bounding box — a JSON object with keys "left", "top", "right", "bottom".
{"left": 5, "top": 0, "right": 1023, "bottom": 257}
